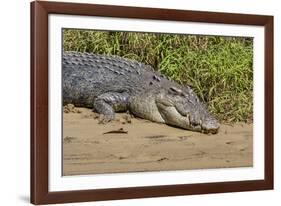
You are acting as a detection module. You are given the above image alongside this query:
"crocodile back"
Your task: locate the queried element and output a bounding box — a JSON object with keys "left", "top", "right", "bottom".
{"left": 62, "top": 52, "right": 174, "bottom": 106}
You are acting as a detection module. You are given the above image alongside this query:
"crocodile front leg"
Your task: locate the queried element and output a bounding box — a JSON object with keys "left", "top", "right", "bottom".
{"left": 93, "top": 92, "right": 129, "bottom": 123}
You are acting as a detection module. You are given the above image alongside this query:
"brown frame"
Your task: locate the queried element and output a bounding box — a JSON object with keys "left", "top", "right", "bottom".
{"left": 30, "top": 0, "right": 274, "bottom": 204}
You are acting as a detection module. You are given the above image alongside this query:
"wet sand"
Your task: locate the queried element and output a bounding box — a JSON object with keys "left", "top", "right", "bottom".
{"left": 63, "top": 107, "right": 253, "bottom": 176}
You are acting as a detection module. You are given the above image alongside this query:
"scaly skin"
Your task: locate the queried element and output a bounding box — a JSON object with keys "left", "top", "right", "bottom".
{"left": 63, "top": 51, "right": 220, "bottom": 133}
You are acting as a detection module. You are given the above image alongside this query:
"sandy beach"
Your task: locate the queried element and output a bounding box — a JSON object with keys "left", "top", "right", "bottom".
{"left": 63, "top": 106, "right": 253, "bottom": 176}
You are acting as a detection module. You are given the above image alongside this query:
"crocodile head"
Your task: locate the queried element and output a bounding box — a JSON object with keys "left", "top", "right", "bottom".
{"left": 155, "top": 87, "right": 220, "bottom": 133}
{"left": 129, "top": 87, "right": 220, "bottom": 134}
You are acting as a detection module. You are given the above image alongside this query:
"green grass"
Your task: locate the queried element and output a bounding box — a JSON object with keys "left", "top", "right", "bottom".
{"left": 63, "top": 29, "right": 253, "bottom": 123}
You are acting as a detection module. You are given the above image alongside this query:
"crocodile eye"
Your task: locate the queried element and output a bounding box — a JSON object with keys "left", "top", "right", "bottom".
{"left": 169, "top": 87, "right": 185, "bottom": 96}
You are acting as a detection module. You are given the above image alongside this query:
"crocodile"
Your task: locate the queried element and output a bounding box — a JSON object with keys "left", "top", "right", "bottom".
{"left": 63, "top": 51, "right": 220, "bottom": 134}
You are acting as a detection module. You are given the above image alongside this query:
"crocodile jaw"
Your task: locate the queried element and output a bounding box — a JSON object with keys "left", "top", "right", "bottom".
{"left": 129, "top": 93, "right": 196, "bottom": 130}
{"left": 155, "top": 100, "right": 193, "bottom": 130}
{"left": 129, "top": 93, "right": 219, "bottom": 133}
{"left": 129, "top": 94, "right": 165, "bottom": 123}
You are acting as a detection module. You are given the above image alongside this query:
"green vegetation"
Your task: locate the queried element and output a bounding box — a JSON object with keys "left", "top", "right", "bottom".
{"left": 63, "top": 29, "right": 253, "bottom": 123}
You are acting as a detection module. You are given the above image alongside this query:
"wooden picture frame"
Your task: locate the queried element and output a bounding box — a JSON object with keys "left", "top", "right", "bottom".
{"left": 30, "top": 0, "right": 274, "bottom": 204}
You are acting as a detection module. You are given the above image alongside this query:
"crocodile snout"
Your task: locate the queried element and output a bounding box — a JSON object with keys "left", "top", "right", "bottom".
{"left": 201, "top": 118, "right": 220, "bottom": 134}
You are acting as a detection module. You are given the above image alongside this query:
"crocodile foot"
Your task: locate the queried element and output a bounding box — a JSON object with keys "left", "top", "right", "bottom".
{"left": 98, "top": 114, "right": 114, "bottom": 124}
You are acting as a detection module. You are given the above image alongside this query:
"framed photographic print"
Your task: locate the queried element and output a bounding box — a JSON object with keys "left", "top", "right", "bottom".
{"left": 30, "top": 0, "right": 274, "bottom": 204}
